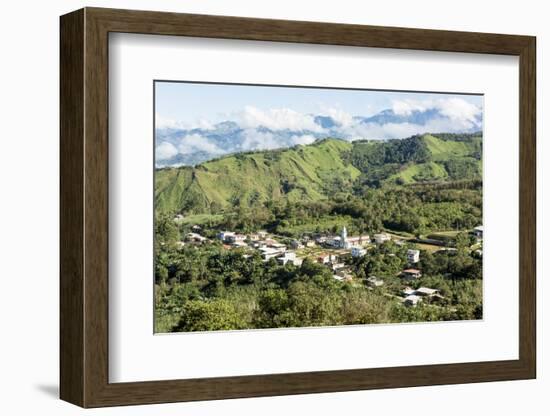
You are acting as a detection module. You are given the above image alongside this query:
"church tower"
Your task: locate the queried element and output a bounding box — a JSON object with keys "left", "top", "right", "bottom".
{"left": 341, "top": 226, "right": 348, "bottom": 248}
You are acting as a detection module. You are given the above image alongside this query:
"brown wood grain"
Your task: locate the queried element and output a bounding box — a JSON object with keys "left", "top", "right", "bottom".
{"left": 60, "top": 7, "right": 537, "bottom": 408}
{"left": 59, "top": 8, "right": 85, "bottom": 407}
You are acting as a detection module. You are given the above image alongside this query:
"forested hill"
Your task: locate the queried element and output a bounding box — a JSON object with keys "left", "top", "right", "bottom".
{"left": 155, "top": 133, "right": 482, "bottom": 214}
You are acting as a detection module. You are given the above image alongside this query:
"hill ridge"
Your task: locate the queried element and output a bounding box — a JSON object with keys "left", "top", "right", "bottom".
{"left": 155, "top": 134, "right": 481, "bottom": 214}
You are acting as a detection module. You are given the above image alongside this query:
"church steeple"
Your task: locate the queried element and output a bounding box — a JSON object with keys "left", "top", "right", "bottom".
{"left": 341, "top": 226, "right": 348, "bottom": 241}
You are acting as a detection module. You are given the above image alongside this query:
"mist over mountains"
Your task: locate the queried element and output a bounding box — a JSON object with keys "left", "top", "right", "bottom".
{"left": 155, "top": 98, "right": 483, "bottom": 167}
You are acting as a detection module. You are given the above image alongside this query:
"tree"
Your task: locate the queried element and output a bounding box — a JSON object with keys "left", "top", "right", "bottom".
{"left": 174, "top": 299, "right": 247, "bottom": 332}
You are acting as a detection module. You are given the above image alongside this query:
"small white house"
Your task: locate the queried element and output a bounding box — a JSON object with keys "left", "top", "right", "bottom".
{"left": 186, "top": 232, "right": 207, "bottom": 243}
{"left": 231, "top": 240, "right": 248, "bottom": 248}
{"left": 401, "top": 268, "right": 422, "bottom": 279}
{"left": 373, "top": 233, "right": 391, "bottom": 244}
{"left": 347, "top": 235, "right": 370, "bottom": 246}
{"left": 402, "top": 287, "right": 416, "bottom": 296}
{"left": 415, "top": 287, "right": 439, "bottom": 297}
{"left": 217, "top": 231, "right": 235, "bottom": 241}
{"left": 276, "top": 251, "right": 296, "bottom": 265}
{"left": 260, "top": 247, "right": 285, "bottom": 261}
{"left": 331, "top": 262, "right": 346, "bottom": 271}
{"left": 407, "top": 249, "right": 420, "bottom": 264}
{"left": 403, "top": 294, "right": 422, "bottom": 307}
{"left": 351, "top": 246, "right": 367, "bottom": 258}
{"left": 227, "top": 234, "right": 246, "bottom": 243}
{"left": 269, "top": 242, "right": 287, "bottom": 251}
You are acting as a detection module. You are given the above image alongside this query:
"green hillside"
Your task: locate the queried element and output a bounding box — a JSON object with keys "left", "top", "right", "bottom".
{"left": 389, "top": 161, "right": 449, "bottom": 184}
{"left": 423, "top": 134, "right": 481, "bottom": 161}
{"left": 156, "top": 139, "right": 360, "bottom": 214}
{"left": 387, "top": 134, "right": 481, "bottom": 185}
{"left": 156, "top": 133, "right": 482, "bottom": 215}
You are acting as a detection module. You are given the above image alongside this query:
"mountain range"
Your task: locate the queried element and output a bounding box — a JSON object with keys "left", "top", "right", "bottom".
{"left": 155, "top": 106, "right": 483, "bottom": 167}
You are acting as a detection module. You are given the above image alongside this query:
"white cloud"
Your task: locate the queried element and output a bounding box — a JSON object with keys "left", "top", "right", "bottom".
{"left": 239, "top": 106, "right": 324, "bottom": 132}
{"left": 155, "top": 114, "right": 183, "bottom": 129}
{"left": 290, "top": 134, "right": 316, "bottom": 146}
{"left": 321, "top": 107, "right": 354, "bottom": 127}
{"left": 177, "top": 133, "right": 223, "bottom": 155}
{"left": 241, "top": 129, "right": 280, "bottom": 151}
{"left": 155, "top": 141, "right": 178, "bottom": 160}
{"left": 437, "top": 97, "right": 480, "bottom": 127}
{"left": 156, "top": 113, "right": 214, "bottom": 130}
{"left": 391, "top": 99, "right": 429, "bottom": 116}
{"left": 391, "top": 97, "right": 481, "bottom": 129}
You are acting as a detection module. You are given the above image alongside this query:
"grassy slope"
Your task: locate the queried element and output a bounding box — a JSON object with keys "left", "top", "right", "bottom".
{"left": 422, "top": 134, "right": 480, "bottom": 161}
{"left": 388, "top": 134, "right": 481, "bottom": 184}
{"left": 156, "top": 134, "right": 482, "bottom": 214}
{"left": 389, "top": 161, "right": 448, "bottom": 184}
{"left": 156, "top": 139, "right": 360, "bottom": 214}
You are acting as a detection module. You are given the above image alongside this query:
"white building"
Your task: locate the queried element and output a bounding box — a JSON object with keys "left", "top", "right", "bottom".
{"left": 373, "top": 233, "right": 391, "bottom": 244}
{"left": 407, "top": 249, "right": 420, "bottom": 264}
{"left": 317, "top": 253, "right": 330, "bottom": 264}
{"left": 227, "top": 234, "right": 246, "bottom": 243}
{"left": 217, "top": 231, "right": 235, "bottom": 242}
{"left": 277, "top": 251, "right": 298, "bottom": 266}
{"left": 401, "top": 268, "right": 422, "bottom": 280}
{"left": 403, "top": 294, "right": 422, "bottom": 307}
{"left": 347, "top": 235, "right": 370, "bottom": 247}
{"left": 332, "top": 226, "right": 370, "bottom": 249}
{"left": 186, "top": 232, "right": 207, "bottom": 243}
{"left": 402, "top": 287, "right": 416, "bottom": 296}
{"left": 231, "top": 241, "right": 248, "bottom": 248}
{"left": 260, "top": 247, "right": 286, "bottom": 261}
{"left": 328, "top": 236, "right": 342, "bottom": 248}
{"left": 351, "top": 246, "right": 367, "bottom": 258}
{"left": 415, "top": 287, "right": 440, "bottom": 297}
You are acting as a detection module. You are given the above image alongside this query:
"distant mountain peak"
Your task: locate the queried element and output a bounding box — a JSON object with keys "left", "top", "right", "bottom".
{"left": 155, "top": 105, "right": 482, "bottom": 167}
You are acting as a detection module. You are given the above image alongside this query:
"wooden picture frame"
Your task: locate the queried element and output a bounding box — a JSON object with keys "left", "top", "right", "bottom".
{"left": 60, "top": 7, "right": 536, "bottom": 408}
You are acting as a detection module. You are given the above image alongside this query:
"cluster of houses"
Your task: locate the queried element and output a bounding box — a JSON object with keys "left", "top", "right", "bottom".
{"left": 215, "top": 231, "right": 312, "bottom": 267}
{"left": 175, "top": 219, "right": 445, "bottom": 307}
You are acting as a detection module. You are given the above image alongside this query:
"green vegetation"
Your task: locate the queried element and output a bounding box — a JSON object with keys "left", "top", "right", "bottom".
{"left": 156, "top": 139, "right": 360, "bottom": 214}
{"left": 155, "top": 233, "right": 482, "bottom": 333}
{"left": 154, "top": 132, "right": 483, "bottom": 332}
{"left": 155, "top": 133, "right": 482, "bottom": 215}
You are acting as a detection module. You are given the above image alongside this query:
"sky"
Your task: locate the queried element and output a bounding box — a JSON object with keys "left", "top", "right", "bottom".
{"left": 155, "top": 81, "right": 483, "bottom": 130}
{"left": 154, "top": 81, "right": 483, "bottom": 166}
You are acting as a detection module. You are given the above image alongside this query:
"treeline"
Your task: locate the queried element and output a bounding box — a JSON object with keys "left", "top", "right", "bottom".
{"left": 206, "top": 183, "right": 481, "bottom": 237}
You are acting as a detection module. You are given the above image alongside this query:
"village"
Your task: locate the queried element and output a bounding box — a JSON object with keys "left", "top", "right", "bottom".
{"left": 174, "top": 216, "right": 483, "bottom": 309}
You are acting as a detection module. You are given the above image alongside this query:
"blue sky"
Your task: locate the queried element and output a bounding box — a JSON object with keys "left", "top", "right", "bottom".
{"left": 155, "top": 81, "right": 483, "bottom": 128}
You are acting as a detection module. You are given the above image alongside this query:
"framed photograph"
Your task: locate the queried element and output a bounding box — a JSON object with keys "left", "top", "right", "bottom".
{"left": 60, "top": 7, "right": 536, "bottom": 408}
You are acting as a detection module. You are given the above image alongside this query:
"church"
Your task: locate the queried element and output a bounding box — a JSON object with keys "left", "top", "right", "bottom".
{"left": 330, "top": 226, "right": 370, "bottom": 249}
